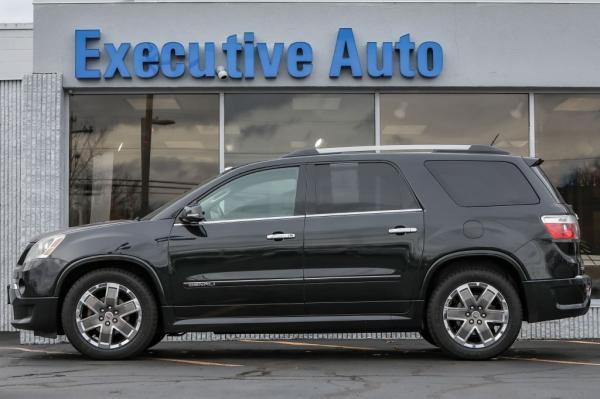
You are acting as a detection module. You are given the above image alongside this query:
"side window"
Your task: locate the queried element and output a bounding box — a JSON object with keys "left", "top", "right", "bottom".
{"left": 199, "top": 167, "right": 300, "bottom": 221}
{"left": 313, "top": 162, "right": 419, "bottom": 214}
{"left": 425, "top": 160, "right": 539, "bottom": 207}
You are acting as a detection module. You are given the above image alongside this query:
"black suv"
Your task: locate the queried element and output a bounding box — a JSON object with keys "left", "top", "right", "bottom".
{"left": 9, "top": 145, "right": 592, "bottom": 360}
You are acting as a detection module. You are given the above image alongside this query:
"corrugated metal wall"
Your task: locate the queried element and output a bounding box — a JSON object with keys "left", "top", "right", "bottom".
{"left": 1, "top": 74, "right": 65, "bottom": 338}
{"left": 17, "top": 74, "right": 66, "bottom": 343}
{"left": 19, "top": 74, "right": 65, "bottom": 247}
{"left": 0, "top": 80, "right": 22, "bottom": 332}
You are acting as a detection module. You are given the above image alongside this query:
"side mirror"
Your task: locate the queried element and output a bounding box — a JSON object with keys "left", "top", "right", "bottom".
{"left": 180, "top": 205, "right": 205, "bottom": 223}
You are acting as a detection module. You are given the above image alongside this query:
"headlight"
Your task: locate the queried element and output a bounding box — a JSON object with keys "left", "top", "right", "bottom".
{"left": 24, "top": 234, "right": 65, "bottom": 263}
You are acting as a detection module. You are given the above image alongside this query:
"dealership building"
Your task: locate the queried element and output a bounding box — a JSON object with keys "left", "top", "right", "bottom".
{"left": 1, "top": 0, "right": 599, "bottom": 342}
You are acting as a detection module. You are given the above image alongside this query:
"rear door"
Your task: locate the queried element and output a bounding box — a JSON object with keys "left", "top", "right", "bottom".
{"left": 303, "top": 161, "right": 424, "bottom": 315}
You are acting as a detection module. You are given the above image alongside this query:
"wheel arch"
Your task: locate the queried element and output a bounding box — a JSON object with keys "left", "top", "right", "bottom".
{"left": 420, "top": 250, "right": 530, "bottom": 320}
{"left": 54, "top": 255, "right": 167, "bottom": 335}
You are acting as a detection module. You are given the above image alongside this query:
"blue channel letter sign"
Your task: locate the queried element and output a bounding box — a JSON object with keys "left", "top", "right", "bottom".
{"left": 75, "top": 28, "right": 443, "bottom": 80}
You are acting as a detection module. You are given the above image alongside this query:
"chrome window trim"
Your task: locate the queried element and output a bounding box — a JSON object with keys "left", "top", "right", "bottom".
{"left": 173, "top": 209, "right": 422, "bottom": 225}
{"left": 307, "top": 208, "right": 423, "bottom": 218}
{"left": 174, "top": 214, "right": 304, "bottom": 226}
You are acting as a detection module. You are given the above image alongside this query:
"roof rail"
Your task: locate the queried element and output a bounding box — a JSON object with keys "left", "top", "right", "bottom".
{"left": 282, "top": 144, "right": 510, "bottom": 158}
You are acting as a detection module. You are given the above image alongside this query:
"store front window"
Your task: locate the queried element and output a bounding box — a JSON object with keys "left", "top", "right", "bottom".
{"left": 69, "top": 94, "right": 219, "bottom": 226}
{"left": 380, "top": 94, "right": 530, "bottom": 156}
{"left": 224, "top": 94, "right": 375, "bottom": 167}
{"left": 535, "top": 94, "right": 600, "bottom": 299}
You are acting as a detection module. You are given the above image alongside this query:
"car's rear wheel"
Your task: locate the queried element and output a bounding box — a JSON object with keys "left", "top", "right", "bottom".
{"left": 426, "top": 265, "right": 522, "bottom": 360}
{"left": 61, "top": 268, "right": 158, "bottom": 360}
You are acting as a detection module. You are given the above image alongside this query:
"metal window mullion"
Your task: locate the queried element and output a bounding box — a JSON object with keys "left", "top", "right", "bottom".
{"left": 374, "top": 91, "right": 381, "bottom": 150}
{"left": 529, "top": 92, "right": 535, "bottom": 157}
{"left": 219, "top": 92, "right": 225, "bottom": 172}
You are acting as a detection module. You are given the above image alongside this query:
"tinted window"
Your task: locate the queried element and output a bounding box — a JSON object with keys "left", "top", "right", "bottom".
{"left": 199, "top": 167, "right": 299, "bottom": 221}
{"left": 426, "top": 161, "right": 539, "bottom": 207}
{"left": 313, "top": 162, "right": 418, "bottom": 214}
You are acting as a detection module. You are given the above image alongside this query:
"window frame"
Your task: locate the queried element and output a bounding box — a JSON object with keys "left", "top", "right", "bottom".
{"left": 183, "top": 163, "right": 308, "bottom": 224}
{"left": 305, "top": 160, "right": 421, "bottom": 217}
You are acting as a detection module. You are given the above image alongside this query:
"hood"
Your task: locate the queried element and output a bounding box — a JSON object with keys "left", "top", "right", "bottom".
{"left": 29, "top": 220, "right": 138, "bottom": 243}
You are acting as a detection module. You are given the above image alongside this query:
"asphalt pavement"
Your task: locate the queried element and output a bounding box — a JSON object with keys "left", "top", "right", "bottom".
{"left": 1, "top": 333, "right": 599, "bottom": 399}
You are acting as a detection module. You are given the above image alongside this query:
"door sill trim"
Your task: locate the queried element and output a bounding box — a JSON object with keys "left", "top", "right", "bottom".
{"left": 173, "top": 314, "right": 409, "bottom": 327}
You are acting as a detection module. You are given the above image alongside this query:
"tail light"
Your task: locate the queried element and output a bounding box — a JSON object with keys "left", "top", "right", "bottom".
{"left": 541, "top": 215, "right": 580, "bottom": 240}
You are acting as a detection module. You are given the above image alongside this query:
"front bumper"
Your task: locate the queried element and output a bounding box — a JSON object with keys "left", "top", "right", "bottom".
{"left": 7, "top": 284, "right": 59, "bottom": 337}
{"left": 523, "top": 275, "right": 592, "bottom": 323}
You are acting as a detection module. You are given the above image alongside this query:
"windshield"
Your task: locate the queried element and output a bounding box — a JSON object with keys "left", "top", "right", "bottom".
{"left": 140, "top": 192, "right": 190, "bottom": 221}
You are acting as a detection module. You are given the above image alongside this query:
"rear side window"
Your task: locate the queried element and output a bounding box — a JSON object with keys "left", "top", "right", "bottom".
{"left": 425, "top": 160, "right": 539, "bottom": 207}
{"left": 313, "top": 162, "right": 419, "bottom": 214}
{"left": 532, "top": 165, "right": 565, "bottom": 204}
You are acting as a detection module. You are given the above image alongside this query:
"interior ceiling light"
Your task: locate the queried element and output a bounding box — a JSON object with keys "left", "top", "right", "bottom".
{"left": 554, "top": 97, "right": 600, "bottom": 112}
{"left": 510, "top": 101, "right": 524, "bottom": 119}
{"left": 126, "top": 97, "right": 181, "bottom": 111}
{"left": 393, "top": 101, "right": 409, "bottom": 119}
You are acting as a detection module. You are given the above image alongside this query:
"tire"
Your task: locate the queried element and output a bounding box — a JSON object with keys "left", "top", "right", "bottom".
{"left": 147, "top": 327, "right": 165, "bottom": 349}
{"left": 419, "top": 327, "right": 438, "bottom": 347}
{"left": 426, "top": 264, "right": 522, "bottom": 360}
{"left": 61, "top": 268, "right": 158, "bottom": 360}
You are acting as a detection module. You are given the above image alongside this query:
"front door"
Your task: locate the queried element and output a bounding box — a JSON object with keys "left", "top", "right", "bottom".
{"left": 303, "top": 161, "right": 424, "bottom": 315}
{"left": 168, "top": 165, "right": 306, "bottom": 319}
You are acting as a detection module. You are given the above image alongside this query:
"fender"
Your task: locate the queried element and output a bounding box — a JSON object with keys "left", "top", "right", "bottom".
{"left": 53, "top": 254, "right": 167, "bottom": 305}
{"left": 419, "top": 249, "right": 530, "bottom": 299}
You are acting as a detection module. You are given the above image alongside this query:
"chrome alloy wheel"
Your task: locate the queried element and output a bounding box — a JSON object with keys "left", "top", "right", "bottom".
{"left": 75, "top": 282, "right": 142, "bottom": 349}
{"left": 443, "top": 282, "right": 509, "bottom": 349}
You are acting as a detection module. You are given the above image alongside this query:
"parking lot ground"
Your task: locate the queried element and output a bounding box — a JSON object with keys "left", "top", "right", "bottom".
{"left": 1, "top": 333, "right": 599, "bottom": 399}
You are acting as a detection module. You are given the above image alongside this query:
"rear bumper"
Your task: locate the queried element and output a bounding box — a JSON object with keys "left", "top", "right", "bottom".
{"left": 7, "top": 284, "right": 59, "bottom": 337}
{"left": 523, "top": 275, "right": 592, "bottom": 323}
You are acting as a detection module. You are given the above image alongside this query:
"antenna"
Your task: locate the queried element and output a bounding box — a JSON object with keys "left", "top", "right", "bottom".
{"left": 490, "top": 133, "right": 500, "bottom": 146}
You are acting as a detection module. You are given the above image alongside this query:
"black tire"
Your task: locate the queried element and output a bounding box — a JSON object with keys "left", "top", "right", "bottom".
{"left": 61, "top": 268, "right": 158, "bottom": 360}
{"left": 426, "top": 264, "right": 522, "bottom": 360}
{"left": 419, "top": 327, "right": 438, "bottom": 347}
{"left": 147, "top": 327, "right": 165, "bottom": 349}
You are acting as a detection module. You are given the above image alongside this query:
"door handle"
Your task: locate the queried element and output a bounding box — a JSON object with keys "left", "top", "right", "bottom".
{"left": 266, "top": 233, "right": 296, "bottom": 241}
{"left": 388, "top": 227, "right": 418, "bottom": 235}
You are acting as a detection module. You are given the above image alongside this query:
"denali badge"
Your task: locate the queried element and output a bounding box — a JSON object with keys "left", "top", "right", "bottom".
{"left": 183, "top": 281, "right": 216, "bottom": 288}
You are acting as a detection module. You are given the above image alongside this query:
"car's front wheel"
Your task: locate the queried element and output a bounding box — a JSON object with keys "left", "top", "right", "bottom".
{"left": 426, "top": 265, "right": 522, "bottom": 360}
{"left": 61, "top": 268, "right": 158, "bottom": 360}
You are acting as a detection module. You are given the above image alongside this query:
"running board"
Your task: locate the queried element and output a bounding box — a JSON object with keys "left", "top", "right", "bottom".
{"left": 170, "top": 314, "right": 415, "bottom": 334}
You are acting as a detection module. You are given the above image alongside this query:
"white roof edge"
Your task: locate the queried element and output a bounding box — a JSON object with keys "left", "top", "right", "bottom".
{"left": 31, "top": 0, "right": 600, "bottom": 4}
